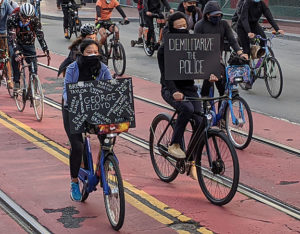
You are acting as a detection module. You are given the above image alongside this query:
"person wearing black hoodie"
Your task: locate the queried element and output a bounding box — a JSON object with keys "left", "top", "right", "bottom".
{"left": 157, "top": 12, "right": 203, "bottom": 161}
{"left": 177, "top": 0, "right": 202, "bottom": 31}
{"left": 194, "top": 1, "right": 247, "bottom": 97}
{"left": 237, "top": 0, "right": 284, "bottom": 55}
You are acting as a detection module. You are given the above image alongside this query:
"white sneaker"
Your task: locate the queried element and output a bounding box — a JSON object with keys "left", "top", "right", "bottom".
{"left": 168, "top": 143, "right": 186, "bottom": 159}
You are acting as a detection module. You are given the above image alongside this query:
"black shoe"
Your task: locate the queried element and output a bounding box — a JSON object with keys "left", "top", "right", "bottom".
{"left": 137, "top": 38, "right": 143, "bottom": 44}
{"left": 154, "top": 43, "right": 160, "bottom": 50}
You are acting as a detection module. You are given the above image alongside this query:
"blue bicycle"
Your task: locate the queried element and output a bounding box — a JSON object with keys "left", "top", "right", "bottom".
{"left": 208, "top": 64, "right": 253, "bottom": 150}
{"left": 30, "top": 0, "right": 41, "bottom": 20}
{"left": 78, "top": 121, "right": 130, "bottom": 230}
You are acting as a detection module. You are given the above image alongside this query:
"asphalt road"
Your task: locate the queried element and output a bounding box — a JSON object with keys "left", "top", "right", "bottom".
{"left": 40, "top": 19, "right": 300, "bottom": 124}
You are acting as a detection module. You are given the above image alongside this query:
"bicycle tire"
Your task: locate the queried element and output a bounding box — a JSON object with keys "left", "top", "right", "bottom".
{"left": 112, "top": 42, "right": 126, "bottom": 76}
{"left": 3, "top": 62, "right": 14, "bottom": 98}
{"left": 264, "top": 57, "right": 283, "bottom": 98}
{"left": 149, "top": 113, "right": 179, "bottom": 183}
{"left": 196, "top": 129, "right": 239, "bottom": 206}
{"left": 14, "top": 77, "right": 26, "bottom": 112}
{"left": 103, "top": 154, "right": 125, "bottom": 231}
{"left": 31, "top": 75, "right": 44, "bottom": 121}
{"left": 79, "top": 179, "right": 89, "bottom": 202}
{"left": 142, "top": 34, "right": 155, "bottom": 57}
{"left": 225, "top": 96, "right": 253, "bottom": 150}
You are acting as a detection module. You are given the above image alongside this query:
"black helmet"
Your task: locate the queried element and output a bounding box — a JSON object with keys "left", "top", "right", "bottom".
{"left": 80, "top": 23, "right": 96, "bottom": 37}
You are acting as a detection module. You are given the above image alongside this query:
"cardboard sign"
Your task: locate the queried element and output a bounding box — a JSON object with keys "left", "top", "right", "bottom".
{"left": 164, "top": 34, "right": 220, "bottom": 80}
{"left": 67, "top": 78, "right": 135, "bottom": 133}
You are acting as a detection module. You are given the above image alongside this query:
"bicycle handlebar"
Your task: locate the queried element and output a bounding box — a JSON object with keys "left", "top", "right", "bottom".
{"left": 22, "top": 54, "right": 51, "bottom": 66}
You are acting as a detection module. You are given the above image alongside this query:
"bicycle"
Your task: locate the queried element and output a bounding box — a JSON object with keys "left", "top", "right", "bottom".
{"left": 78, "top": 121, "right": 129, "bottom": 230}
{"left": 208, "top": 64, "right": 253, "bottom": 150}
{"left": 96, "top": 20, "right": 129, "bottom": 76}
{"left": 30, "top": 0, "right": 41, "bottom": 20}
{"left": 14, "top": 54, "right": 50, "bottom": 121}
{"left": 63, "top": 2, "right": 82, "bottom": 39}
{"left": 0, "top": 37, "right": 14, "bottom": 98}
{"left": 238, "top": 32, "right": 283, "bottom": 98}
{"left": 149, "top": 95, "right": 240, "bottom": 206}
{"left": 142, "top": 13, "right": 166, "bottom": 57}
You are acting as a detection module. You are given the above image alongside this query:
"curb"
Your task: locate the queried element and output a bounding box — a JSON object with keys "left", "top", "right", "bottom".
{"left": 41, "top": 14, "right": 140, "bottom": 22}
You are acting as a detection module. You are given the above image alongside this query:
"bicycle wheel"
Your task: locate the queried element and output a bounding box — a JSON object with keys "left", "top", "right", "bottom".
{"left": 31, "top": 75, "right": 44, "bottom": 121}
{"left": 2, "top": 63, "right": 14, "bottom": 98}
{"left": 143, "top": 34, "right": 155, "bottom": 57}
{"left": 14, "top": 79, "right": 26, "bottom": 112}
{"left": 195, "top": 129, "right": 239, "bottom": 206}
{"left": 225, "top": 96, "right": 253, "bottom": 150}
{"left": 264, "top": 57, "right": 283, "bottom": 98}
{"left": 149, "top": 113, "right": 179, "bottom": 183}
{"left": 112, "top": 42, "right": 126, "bottom": 76}
{"left": 103, "top": 154, "right": 125, "bottom": 231}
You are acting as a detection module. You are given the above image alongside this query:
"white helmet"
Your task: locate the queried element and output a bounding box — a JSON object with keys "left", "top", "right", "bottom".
{"left": 20, "top": 3, "right": 35, "bottom": 17}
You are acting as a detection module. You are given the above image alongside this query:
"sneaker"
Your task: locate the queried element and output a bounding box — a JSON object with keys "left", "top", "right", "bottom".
{"left": 7, "top": 80, "right": 13, "bottom": 89}
{"left": 64, "top": 30, "right": 69, "bottom": 39}
{"left": 13, "top": 82, "right": 20, "bottom": 91}
{"left": 154, "top": 43, "right": 160, "bottom": 50}
{"left": 70, "top": 182, "right": 82, "bottom": 201}
{"left": 137, "top": 37, "right": 143, "bottom": 44}
{"left": 189, "top": 163, "right": 198, "bottom": 180}
{"left": 168, "top": 143, "right": 186, "bottom": 159}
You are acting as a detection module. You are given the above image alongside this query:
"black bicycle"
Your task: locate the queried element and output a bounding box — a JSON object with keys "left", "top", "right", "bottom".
{"left": 96, "top": 20, "right": 129, "bottom": 76}
{"left": 149, "top": 95, "right": 240, "bottom": 206}
{"left": 63, "top": 2, "right": 82, "bottom": 39}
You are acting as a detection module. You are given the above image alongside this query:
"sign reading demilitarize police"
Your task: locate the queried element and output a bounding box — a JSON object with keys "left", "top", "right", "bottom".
{"left": 67, "top": 78, "right": 135, "bottom": 134}
{"left": 164, "top": 34, "right": 220, "bottom": 80}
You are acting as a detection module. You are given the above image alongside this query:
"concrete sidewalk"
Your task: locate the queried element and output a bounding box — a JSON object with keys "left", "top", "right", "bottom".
{"left": 40, "top": 0, "right": 300, "bottom": 41}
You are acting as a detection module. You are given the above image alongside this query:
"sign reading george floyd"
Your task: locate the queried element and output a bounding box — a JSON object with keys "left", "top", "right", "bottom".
{"left": 164, "top": 34, "right": 220, "bottom": 80}
{"left": 67, "top": 78, "right": 135, "bottom": 134}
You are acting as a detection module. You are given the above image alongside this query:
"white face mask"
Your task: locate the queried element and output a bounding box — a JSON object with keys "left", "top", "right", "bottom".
{"left": 88, "top": 53, "right": 98, "bottom": 56}
{"left": 106, "top": 0, "right": 111, "bottom": 3}
{"left": 178, "top": 27, "right": 187, "bottom": 30}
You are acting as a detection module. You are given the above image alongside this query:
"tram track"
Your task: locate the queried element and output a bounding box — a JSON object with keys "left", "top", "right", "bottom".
{"left": 38, "top": 61, "right": 300, "bottom": 220}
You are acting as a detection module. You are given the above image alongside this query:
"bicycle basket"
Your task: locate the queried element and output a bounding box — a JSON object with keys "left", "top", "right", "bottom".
{"left": 226, "top": 65, "right": 251, "bottom": 84}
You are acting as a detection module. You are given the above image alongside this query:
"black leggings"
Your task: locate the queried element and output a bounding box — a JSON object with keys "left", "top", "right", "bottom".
{"left": 62, "top": 106, "right": 103, "bottom": 179}
{"left": 62, "top": 6, "right": 69, "bottom": 29}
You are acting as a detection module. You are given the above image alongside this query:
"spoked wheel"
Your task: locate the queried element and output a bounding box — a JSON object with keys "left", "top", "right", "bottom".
{"left": 264, "top": 57, "right": 283, "bottom": 98}
{"left": 149, "top": 113, "right": 179, "bottom": 183}
{"left": 31, "top": 75, "right": 44, "bottom": 121}
{"left": 225, "top": 96, "right": 253, "bottom": 150}
{"left": 143, "top": 34, "right": 155, "bottom": 57}
{"left": 112, "top": 42, "right": 126, "bottom": 76}
{"left": 14, "top": 80, "right": 26, "bottom": 112}
{"left": 103, "top": 154, "right": 125, "bottom": 231}
{"left": 195, "top": 129, "right": 239, "bottom": 206}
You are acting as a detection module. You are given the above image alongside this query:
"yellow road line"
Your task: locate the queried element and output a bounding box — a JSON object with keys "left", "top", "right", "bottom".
{"left": 0, "top": 111, "right": 213, "bottom": 233}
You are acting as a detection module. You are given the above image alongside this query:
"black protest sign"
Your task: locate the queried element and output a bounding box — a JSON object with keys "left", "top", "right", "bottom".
{"left": 164, "top": 34, "right": 220, "bottom": 80}
{"left": 67, "top": 78, "right": 135, "bottom": 133}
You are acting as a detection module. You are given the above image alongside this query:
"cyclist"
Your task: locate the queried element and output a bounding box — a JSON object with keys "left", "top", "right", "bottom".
{"left": 61, "top": 0, "right": 76, "bottom": 38}
{"left": 7, "top": 3, "right": 49, "bottom": 90}
{"left": 237, "top": 0, "right": 284, "bottom": 56}
{"left": 194, "top": 1, "right": 248, "bottom": 97}
{"left": 143, "top": 0, "right": 174, "bottom": 50}
{"left": 62, "top": 39, "right": 112, "bottom": 201}
{"left": 177, "top": 0, "right": 202, "bottom": 31}
{"left": 132, "top": 0, "right": 144, "bottom": 45}
{"left": 95, "top": 0, "right": 129, "bottom": 47}
{"left": 58, "top": 23, "right": 97, "bottom": 77}
{"left": 0, "top": 0, "right": 14, "bottom": 88}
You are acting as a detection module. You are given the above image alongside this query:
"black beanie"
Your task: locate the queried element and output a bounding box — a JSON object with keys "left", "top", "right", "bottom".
{"left": 168, "top": 11, "right": 187, "bottom": 32}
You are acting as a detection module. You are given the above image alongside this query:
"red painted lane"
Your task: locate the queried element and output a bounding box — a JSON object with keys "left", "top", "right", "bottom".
{"left": 0, "top": 209, "right": 26, "bottom": 234}
{"left": 0, "top": 118, "right": 176, "bottom": 234}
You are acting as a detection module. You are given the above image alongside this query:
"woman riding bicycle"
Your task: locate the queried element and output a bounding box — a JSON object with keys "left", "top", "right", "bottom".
{"left": 58, "top": 23, "right": 97, "bottom": 77}
{"left": 62, "top": 39, "right": 112, "bottom": 201}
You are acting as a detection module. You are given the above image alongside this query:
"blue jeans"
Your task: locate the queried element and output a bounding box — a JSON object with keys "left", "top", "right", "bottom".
{"left": 12, "top": 44, "right": 37, "bottom": 83}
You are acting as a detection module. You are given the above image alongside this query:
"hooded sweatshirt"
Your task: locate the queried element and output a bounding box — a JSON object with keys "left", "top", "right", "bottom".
{"left": 194, "top": 1, "right": 240, "bottom": 53}
{"left": 238, "top": 0, "right": 279, "bottom": 33}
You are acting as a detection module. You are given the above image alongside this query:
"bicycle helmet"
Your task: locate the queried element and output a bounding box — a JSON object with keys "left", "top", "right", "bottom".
{"left": 20, "top": 3, "right": 35, "bottom": 18}
{"left": 80, "top": 23, "right": 96, "bottom": 37}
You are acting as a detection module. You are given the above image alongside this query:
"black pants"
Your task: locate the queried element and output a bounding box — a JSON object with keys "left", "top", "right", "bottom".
{"left": 12, "top": 44, "right": 37, "bottom": 83}
{"left": 62, "top": 106, "right": 103, "bottom": 179}
{"left": 237, "top": 23, "right": 266, "bottom": 55}
{"left": 161, "top": 87, "right": 203, "bottom": 144}
{"left": 62, "top": 6, "right": 69, "bottom": 29}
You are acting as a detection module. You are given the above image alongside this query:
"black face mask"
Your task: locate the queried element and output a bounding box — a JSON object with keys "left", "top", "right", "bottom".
{"left": 81, "top": 55, "right": 101, "bottom": 66}
{"left": 77, "top": 55, "right": 102, "bottom": 81}
{"left": 209, "top": 15, "right": 222, "bottom": 25}
{"left": 170, "top": 28, "right": 189, "bottom": 34}
{"left": 187, "top": 5, "right": 195, "bottom": 13}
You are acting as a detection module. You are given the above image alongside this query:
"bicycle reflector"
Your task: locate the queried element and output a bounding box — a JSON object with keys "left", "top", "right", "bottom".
{"left": 97, "top": 122, "right": 130, "bottom": 134}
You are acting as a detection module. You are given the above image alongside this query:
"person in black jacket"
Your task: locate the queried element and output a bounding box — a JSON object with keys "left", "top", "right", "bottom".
{"left": 194, "top": 1, "right": 247, "bottom": 97}
{"left": 177, "top": 0, "right": 202, "bottom": 31}
{"left": 237, "top": 0, "right": 284, "bottom": 55}
{"left": 158, "top": 12, "right": 202, "bottom": 161}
